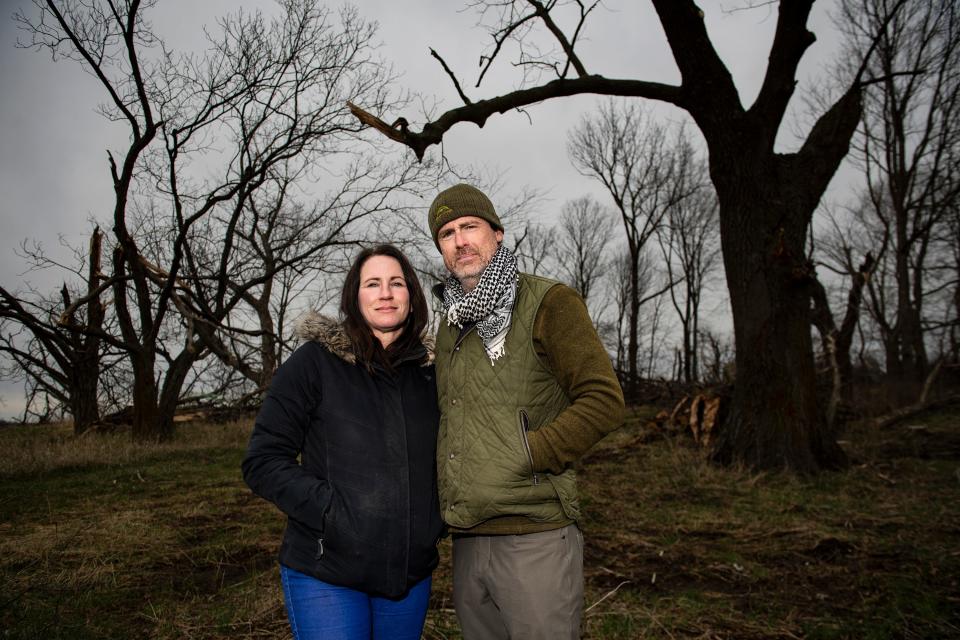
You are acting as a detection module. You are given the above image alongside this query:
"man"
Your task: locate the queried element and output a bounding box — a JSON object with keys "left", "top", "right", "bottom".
{"left": 428, "top": 183, "right": 625, "bottom": 639}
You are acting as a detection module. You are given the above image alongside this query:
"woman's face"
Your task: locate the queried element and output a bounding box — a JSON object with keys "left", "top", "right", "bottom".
{"left": 358, "top": 255, "right": 410, "bottom": 344}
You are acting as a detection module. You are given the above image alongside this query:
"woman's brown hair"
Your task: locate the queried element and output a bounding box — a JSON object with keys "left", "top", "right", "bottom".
{"left": 340, "top": 244, "right": 429, "bottom": 370}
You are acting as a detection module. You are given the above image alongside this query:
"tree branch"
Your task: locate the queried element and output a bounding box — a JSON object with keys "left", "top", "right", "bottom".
{"left": 526, "top": 0, "right": 590, "bottom": 78}
{"left": 349, "top": 75, "right": 682, "bottom": 160}
{"left": 793, "top": 86, "right": 863, "bottom": 211}
{"left": 748, "top": 0, "right": 815, "bottom": 148}
{"left": 477, "top": 6, "right": 540, "bottom": 87}
{"left": 430, "top": 48, "right": 473, "bottom": 105}
{"left": 651, "top": 0, "right": 741, "bottom": 115}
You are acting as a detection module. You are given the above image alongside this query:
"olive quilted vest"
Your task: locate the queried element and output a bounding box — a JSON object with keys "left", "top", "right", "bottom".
{"left": 435, "top": 273, "right": 580, "bottom": 528}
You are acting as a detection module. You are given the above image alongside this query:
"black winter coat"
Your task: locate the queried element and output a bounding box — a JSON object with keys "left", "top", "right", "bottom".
{"left": 242, "top": 314, "right": 443, "bottom": 598}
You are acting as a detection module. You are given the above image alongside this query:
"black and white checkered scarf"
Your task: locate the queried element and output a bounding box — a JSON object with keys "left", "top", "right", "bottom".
{"left": 441, "top": 244, "right": 518, "bottom": 363}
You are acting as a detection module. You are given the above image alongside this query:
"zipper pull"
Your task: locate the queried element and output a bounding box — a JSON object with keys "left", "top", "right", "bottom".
{"left": 315, "top": 538, "right": 325, "bottom": 559}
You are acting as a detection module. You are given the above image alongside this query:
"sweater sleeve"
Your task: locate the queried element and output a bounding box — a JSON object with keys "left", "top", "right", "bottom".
{"left": 526, "top": 284, "right": 625, "bottom": 475}
{"left": 241, "top": 343, "right": 333, "bottom": 531}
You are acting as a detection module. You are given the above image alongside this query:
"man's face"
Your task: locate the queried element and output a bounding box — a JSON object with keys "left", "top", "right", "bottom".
{"left": 437, "top": 215, "right": 504, "bottom": 291}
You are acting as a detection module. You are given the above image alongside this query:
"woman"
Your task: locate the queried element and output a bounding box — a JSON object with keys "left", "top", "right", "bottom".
{"left": 242, "top": 245, "right": 443, "bottom": 640}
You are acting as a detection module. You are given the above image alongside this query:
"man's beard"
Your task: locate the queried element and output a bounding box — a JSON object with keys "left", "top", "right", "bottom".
{"left": 450, "top": 250, "right": 489, "bottom": 283}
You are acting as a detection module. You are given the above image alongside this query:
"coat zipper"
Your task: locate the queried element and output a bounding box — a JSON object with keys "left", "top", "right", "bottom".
{"left": 518, "top": 409, "right": 539, "bottom": 485}
{"left": 315, "top": 537, "right": 324, "bottom": 559}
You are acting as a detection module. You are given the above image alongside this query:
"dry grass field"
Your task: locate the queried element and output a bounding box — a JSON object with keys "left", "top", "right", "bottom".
{"left": 1, "top": 406, "right": 958, "bottom": 639}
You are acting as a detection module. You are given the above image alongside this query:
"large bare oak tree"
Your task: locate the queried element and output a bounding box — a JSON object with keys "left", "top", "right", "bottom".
{"left": 349, "top": 0, "right": 908, "bottom": 472}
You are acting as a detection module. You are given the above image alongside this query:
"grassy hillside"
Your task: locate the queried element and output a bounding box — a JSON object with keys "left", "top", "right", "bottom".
{"left": 1, "top": 408, "right": 958, "bottom": 639}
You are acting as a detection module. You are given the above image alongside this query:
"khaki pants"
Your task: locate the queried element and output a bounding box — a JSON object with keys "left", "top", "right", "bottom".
{"left": 452, "top": 524, "right": 584, "bottom": 640}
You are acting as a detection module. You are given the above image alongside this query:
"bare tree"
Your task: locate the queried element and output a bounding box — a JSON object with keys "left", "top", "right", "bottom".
{"left": 345, "top": 1, "right": 906, "bottom": 471}
{"left": 656, "top": 141, "right": 720, "bottom": 384}
{"left": 554, "top": 196, "right": 615, "bottom": 305}
{"left": 836, "top": 0, "right": 960, "bottom": 391}
{"left": 601, "top": 246, "right": 671, "bottom": 385}
{"left": 567, "top": 100, "right": 689, "bottom": 399}
{"left": 816, "top": 193, "right": 891, "bottom": 371}
{"left": 642, "top": 291, "right": 672, "bottom": 380}
{"left": 699, "top": 327, "right": 734, "bottom": 385}
{"left": 514, "top": 221, "right": 557, "bottom": 276}
{"left": 172, "top": 154, "right": 442, "bottom": 397}
{"left": 14, "top": 0, "right": 403, "bottom": 441}
{"left": 809, "top": 220, "right": 876, "bottom": 428}
{"left": 0, "top": 228, "right": 108, "bottom": 433}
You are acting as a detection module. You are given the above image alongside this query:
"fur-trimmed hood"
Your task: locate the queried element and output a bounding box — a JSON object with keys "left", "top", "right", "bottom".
{"left": 294, "top": 311, "right": 434, "bottom": 366}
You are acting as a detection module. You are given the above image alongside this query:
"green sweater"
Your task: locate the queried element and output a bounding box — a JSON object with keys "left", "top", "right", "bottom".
{"left": 436, "top": 275, "right": 625, "bottom": 535}
{"left": 527, "top": 284, "right": 625, "bottom": 476}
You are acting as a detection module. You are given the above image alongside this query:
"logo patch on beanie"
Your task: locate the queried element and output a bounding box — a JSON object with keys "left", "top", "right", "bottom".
{"left": 434, "top": 204, "right": 453, "bottom": 221}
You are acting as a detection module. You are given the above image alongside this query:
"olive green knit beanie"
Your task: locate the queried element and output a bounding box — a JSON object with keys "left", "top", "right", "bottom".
{"left": 427, "top": 183, "right": 503, "bottom": 246}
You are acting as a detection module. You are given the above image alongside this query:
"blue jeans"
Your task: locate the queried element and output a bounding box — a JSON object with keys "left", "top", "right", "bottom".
{"left": 279, "top": 564, "right": 432, "bottom": 640}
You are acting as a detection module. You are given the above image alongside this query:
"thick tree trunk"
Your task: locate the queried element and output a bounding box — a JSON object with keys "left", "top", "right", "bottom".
{"left": 74, "top": 228, "right": 105, "bottom": 435}
{"left": 70, "top": 373, "right": 100, "bottom": 435}
{"left": 130, "top": 352, "right": 170, "bottom": 442}
{"left": 61, "top": 289, "right": 101, "bottom": 435}
{"left": 710, "top": 164, "right": 847, "bottom": 473}
{"left": 127, "top": 342, "right": 202, "bottom": 442}
{"left": 157, "top": 350, "right": 199, "bottom": 436}
{"left": 835, "top": 253, "right": 874, "bottom": 404}
{"left": 883, "top": 333, "right": 901, "bottom": 377}
{"left": 59, "top": 228, "right": 105, "bottom": 436}
{"left": 811, "top": 252, "right": 874, "bottom": 418}
{"left": 70, "top": 362, "right": 100, "bottom": 435}
{"left": 881, "top": 330, "right": 920, "bottom": 406}
{"left": 255, "top": 299, "right": 278, "bottom": 389}
{"left": 900, "top": 305, "right": 927, "bottom": 380}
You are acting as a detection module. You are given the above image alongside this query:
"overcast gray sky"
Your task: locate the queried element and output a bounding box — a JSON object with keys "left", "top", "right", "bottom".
{"left": 0, "top": 0, "right": 846, "bottom": 417}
